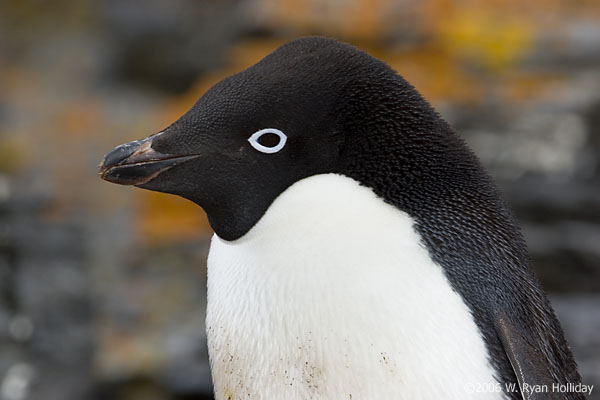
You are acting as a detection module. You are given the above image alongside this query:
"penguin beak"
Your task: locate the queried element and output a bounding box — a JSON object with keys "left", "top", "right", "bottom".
{"left": 99, "top": 132, "right": 199, "bottom": 186}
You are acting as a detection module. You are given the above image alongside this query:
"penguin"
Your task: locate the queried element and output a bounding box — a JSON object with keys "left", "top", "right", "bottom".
{"left": 99, "top": 37, "right": 582, "bottom": 400}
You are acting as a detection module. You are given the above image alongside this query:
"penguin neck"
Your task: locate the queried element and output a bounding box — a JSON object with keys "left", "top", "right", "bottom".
{"left": 205, "top": 174, "right": 502, "bottom": 399}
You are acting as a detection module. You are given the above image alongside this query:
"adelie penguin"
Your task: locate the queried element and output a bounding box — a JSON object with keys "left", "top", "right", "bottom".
{"left": 100, "top": 37, "right": 583, "bottom": 399}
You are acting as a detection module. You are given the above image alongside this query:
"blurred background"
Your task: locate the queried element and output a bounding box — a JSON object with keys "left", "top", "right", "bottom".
{"left": 1, "top": 0, "right": 599, "bottom": 399}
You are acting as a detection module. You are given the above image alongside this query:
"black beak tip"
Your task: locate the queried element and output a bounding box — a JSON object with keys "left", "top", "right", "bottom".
{"left": 99, "top": 135, "right": 156, "bottom": 184}
{"left": 99, "top": 132, "right": 198, "bottom": 186}
{"left": 100, "top": 136, "right": 155, "bottom": 171}
{"left": 100, "top": 144, "right": 135, "bottom": 172}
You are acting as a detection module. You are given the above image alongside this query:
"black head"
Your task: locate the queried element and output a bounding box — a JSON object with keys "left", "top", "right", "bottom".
{"left": 100, "top": 36, "right": 440, "bottom": 240}
{"left": 99, "top": 36, "right": 500, "bottom": 247}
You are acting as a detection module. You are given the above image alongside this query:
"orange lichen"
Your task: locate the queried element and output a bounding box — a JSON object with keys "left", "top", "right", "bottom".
{"left": 136, "top": 191, "right": 212, "bottom": 243}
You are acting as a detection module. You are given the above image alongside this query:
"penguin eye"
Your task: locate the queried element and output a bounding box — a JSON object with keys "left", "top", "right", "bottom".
{"left": 248, "top": 128, "right": 287, "bottom": 154}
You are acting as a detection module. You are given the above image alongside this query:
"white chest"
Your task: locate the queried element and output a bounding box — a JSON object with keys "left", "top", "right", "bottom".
{"left": 206, "top": 174, "right": 505, "bottom": 400}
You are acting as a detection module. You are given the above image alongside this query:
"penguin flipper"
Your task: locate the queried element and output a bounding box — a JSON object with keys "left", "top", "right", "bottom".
{"left": 495, "top": 312, "right": 562, "bottom": 400}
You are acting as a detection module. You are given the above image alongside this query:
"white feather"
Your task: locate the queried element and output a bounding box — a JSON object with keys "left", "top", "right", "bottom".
{"left": 206, "top": 174, "right": 506, "bottom": 400}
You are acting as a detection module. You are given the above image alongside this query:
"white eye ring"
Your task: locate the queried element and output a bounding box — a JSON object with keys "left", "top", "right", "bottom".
{"left": 248, "top": 128, "right": 287, "bottom": 154}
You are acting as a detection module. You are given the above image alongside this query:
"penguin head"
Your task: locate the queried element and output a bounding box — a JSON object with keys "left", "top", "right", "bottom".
{"left": 100, "top": 37, "right": 462, "bottom": 240}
